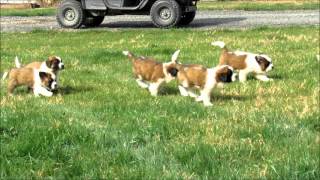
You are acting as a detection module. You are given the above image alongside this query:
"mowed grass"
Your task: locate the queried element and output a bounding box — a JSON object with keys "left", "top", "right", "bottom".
{"left": 0, "top": 8, "right": 56, "bottom": 17}
{"left": 198, "top": 0, "right": 320, "bottom": 11}
{"left": 0, "top": 27, "right": 319, "bottom": 179}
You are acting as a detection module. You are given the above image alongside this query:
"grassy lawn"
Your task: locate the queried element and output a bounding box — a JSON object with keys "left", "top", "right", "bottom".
{"left": 1, "top": 0, "right": 319, "bottom": 17}
{"left": 199, "top": 0, "right": 320, "bottom": 11}
{"left": 0, "top": 8, "right": 56, "bottom": 17}
{"left": 0, "top": 26, "right": 319, "bottom": 179}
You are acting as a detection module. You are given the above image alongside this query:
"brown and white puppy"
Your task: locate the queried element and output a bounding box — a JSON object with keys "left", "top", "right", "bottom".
{"left": 176, "top": 63, "right": 234, "bottom": 106}
{"left": 15, "top": 56, "right": 64, "bottom": 85}
{"left": 212, "top": 41, "right": 273, "bottom": 82}
{"left": 123, "top": 50, "right": 180, "bottom": 96}
{"left": 6, "top": 67, "right": 57, "bottom": 97}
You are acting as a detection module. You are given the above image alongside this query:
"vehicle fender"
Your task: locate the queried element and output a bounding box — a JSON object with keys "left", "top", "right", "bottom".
{"left": 82, "top": 0, "right": 107, "bottom": 10}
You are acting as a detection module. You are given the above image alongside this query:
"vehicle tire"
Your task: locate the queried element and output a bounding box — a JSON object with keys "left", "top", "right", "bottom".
{"left": 84, "top": 16, "right": 105, "bottom": 27}
{"left": 179, "top": 11, "right": 196, "bottom": 26}
{"left": 56, "top": 0, "right": 85, "bottom": 29}
{"left": 150, "top": 0, "right": 182, "bottom": 28}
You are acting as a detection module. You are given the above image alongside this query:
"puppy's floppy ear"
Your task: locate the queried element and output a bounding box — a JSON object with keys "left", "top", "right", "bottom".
{"left": 39, "top": 72, "right": 49, "bottom": 80}
{"left": 255, "top": 55, "right": 271, "bottom": 71}
{"left": 46, "top": 56, "right": 55, "bottom": 68}
{"left": 255, "top": 55, "right": 265, "bottom": 64}
{"left": 167, "top": 67, "right": 179, "bottom": 77}
{"left": 219, "top": 75, "right": 227, "bottom": 82}
{"left": 217, "top": 67, "right": 233, "bottom": 83}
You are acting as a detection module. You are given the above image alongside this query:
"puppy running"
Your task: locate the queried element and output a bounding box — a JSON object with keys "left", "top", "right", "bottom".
{"left": 212, "top": 41, "right": 273, "bottom": 82}
{"left": 176, "top": 63, "right": 234, "bottom": 106}
{"left": 4, "top": 67, "right": 57, "bottom": 97}
{"left": 15, "top": 56, "right": 64, "bottom": 85}
{"left": 123, "top": 50, "right": 180, "bottom": 96}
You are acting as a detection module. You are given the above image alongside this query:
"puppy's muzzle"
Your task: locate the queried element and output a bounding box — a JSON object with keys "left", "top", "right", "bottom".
{"left": 59, "top": 63, "right": 65, "bottom": 70}
{"left": 51, "top": 81, "right": 58, "bottom": 90}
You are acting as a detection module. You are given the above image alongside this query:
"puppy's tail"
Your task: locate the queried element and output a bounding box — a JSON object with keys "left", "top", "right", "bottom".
{"left": 211, "top": 41, "right": 226, "bottom": 49}
{"left": 122, "top": 51, "right": 135, "bottom": 62}
{"left": 15, "top": 56, "right": 22, "bottom": 68}
{"left": 171, "top": 49, "right": 180, "bottom": 63}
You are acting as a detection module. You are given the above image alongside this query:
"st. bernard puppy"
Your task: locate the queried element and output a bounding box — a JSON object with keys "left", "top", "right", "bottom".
{"left": 176, "top": 63, "right": 234, "bottom": 106}
{"left": 123, "top": 50, "right": 180, "bottom": 96}
{"left": 15, "top": 56, "right": 64, "bottom": 85}
{"left": 6, "top": 67, "right": 57, "bottom": 97}
{"left": 212, "top": 41, "right": 273, "bottom": 82}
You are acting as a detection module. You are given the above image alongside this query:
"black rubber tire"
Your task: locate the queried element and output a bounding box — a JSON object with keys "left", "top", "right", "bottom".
{"left": 179, "top": 11, "right": 196, "bottom": 26}
{"left": 84, "top": 16, "right": 105, "bottom": 27}
{"left": 56, "top": 0, "right": 85, "bottom": 29}
{"left": 150, "top": 0, "right": 182, "bottom": 28}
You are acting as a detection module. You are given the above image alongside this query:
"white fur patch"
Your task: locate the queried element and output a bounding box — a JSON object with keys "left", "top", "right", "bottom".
{"left": 148, "top": 79, "right": 164, "bottom": 96}
{"left": 171, "top": 49, "right": 180, "bottom": 62}
{"left": 51, "top": 81, "right": 57, "bottom": 90}
{"left": 40, "top": 62, "right": 56, "bottom": 79}
{"left": 15, "top": 56, "right": 22, "bottom": 68}
{"left": 59, "top": 62, "right": 64, "bottom": 69}
{"left": 33, "top": 69, "right": 53, "bottom": 97}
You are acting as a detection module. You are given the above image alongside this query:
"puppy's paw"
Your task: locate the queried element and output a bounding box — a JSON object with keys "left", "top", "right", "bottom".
{"left": 216, "top": 83, "right": 224, "bottom": 89}
{"left": 150, "top": 92, "right": 158, "bottom": 97}
{"left": 47, "top": 92, "right": 53, "bottom": 97}
{"left": 195, "top": 96, "right": 203, "bottom": 102}
{"left": 204, "top": 102, "right": 213, "bottom": 107}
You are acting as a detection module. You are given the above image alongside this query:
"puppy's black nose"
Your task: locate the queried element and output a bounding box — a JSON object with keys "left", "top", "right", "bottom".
{"left": 61, "top": 64, "right": 65, "bottom": 69}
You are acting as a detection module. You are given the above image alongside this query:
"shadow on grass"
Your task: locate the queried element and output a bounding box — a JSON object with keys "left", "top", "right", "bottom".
{"left": 211, "top": 94, "right": 253, "bottom": 102}
{"left": 159, "top": 86, "right": 252, "bottom": 102}
{"left": 159, "top": 86, "right": 180, "bottom": 96}
{"left": 94, "top": 17, "right": 246, "bottom": 29}
{"left": 270, "top": 74, "right": 284, "bottom": 80}
{"left": 188, "top": 17, "right": 246, "bottom": 28}
{"left": 0, "top": 127, "right": 18, "bottom": 137}
{"left": 57, "top": 85, "right": 95, "bottom": 95}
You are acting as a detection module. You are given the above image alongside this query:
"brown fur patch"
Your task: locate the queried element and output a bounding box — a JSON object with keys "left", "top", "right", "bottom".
{"left": 39, "top": 72, "right": 54, "bottom": 88}
{"left": 215, "top": 66, "right": 233, "bottom": 83}
{"left": 46, "top": 56, "right": 61, "bottom": 72}
{"left": 218, "top": 50, "right": 247, "bottom": 70}
{"left": 255, "top": 56, "right": 270, "bottom": 71}
{"left": 131, "top": 56, "right": 165, "bottom": 82}
{"left": 24, "top": 56, "right": 61, "bottom": 73}
{"left": 7, "top": 68, "right": 54, "bottom": 95}
{"left": 24, "top": 61, "right": 42, "bottom": 69}
{"left": 177, "top": 64, "right": 208, "bottom": 88}
{"left": 7, "top": 68, "right": 35, "bottom": 95}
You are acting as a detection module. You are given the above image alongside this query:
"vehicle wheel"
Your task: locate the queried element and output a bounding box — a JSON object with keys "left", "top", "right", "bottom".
{"left": 84, "top": 16, "right": 105, "bottom": 27}
{"left": 150, "top": 0, "right": 182, "bottom": 28}
{"left": 179, "top": 11, "right": 196, "bottom": 26}
{"left": 56, "top": 0, "right": 85, "bottom": 28}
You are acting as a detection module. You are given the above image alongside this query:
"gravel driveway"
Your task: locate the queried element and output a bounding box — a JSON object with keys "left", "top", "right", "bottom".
{"left": 1, "top": 10, "right": 319, "bottom": 32}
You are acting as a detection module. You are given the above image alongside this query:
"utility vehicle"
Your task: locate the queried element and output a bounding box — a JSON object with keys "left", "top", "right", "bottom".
{"left": 56, "top": 0, "right": 198, "bottom": 28}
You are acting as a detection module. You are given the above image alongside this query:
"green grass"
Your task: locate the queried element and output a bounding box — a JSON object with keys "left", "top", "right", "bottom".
{"left": 198, "top": 1, "right": 320, "bottom": 11}
{"left": 1, "top": 26, "right": 319, "bottom": 179}
{"left": 1, "top": 1, "right": 319, "bottom": 17}
{"left": 0, "top": 8, "right": 55, "bottom": 16}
